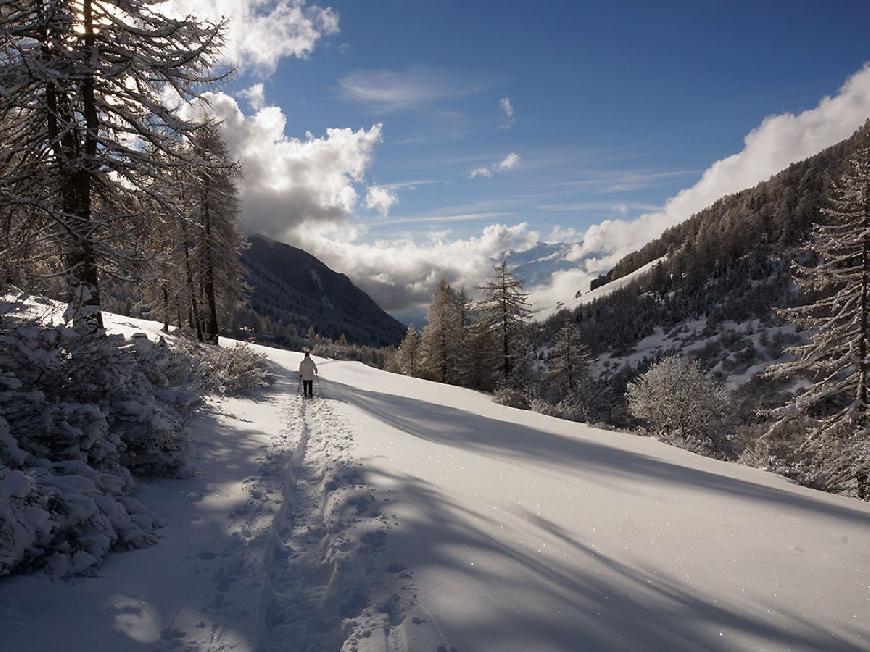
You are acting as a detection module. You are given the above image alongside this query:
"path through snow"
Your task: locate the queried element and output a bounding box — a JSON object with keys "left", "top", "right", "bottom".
{"left": 2, "top": 313, "right": 870, "bottom": 651}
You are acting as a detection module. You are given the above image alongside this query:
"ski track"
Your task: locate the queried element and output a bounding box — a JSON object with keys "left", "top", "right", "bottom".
{"left": 253, "top": 394, "right": 436, "bottom": 652}
{"left": 0, "top": 373, "right": 431, "bottom": 652}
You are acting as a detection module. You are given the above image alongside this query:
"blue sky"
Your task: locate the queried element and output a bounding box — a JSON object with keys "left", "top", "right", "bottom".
{"left": 177, "top": 0, "right": 870, "bottom": 317}
{"left": 225, "top": 0, "right": 870, "bottom": 241}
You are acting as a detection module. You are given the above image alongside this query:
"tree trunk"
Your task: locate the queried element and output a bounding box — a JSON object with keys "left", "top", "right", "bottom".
{"left": 181, "top": 223, "right": 203, "bottom": 342}
{"left": 441, "top": 327, "right": 447, "bottom": 383}
{"left": 175, "top": 293, "right": 183, "bottom": 330}
{"left": 201, "top": 178, "right": 219, "bottom": 344}
{"left": 43, "top": 6, "right": 102, "bottom": 330}
{"left": 860, "top": 183, "right": 869, "bottom": 424}
{"left": 502, "top": 278, "right": 510, "bottom": 379}
{"left": 1, "top": 209, "right": 13, "bottom": 286}
{"left": 162, "top": 283, "right": 170, "bottom": 332}
{"left": 67, "top": 0, "right": 104, "bottom": 331}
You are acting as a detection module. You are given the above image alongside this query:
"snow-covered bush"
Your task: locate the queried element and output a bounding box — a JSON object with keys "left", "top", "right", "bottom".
{"left": 627, "top": 356, "right": 737, "bottom": 457}
{"left": 0, "top": 461, "right": 160, "bottom": 577}
{"left": 528, "top": 395, "right": 587, "bottom": 422}
{"left": 738, "top": 418, "right": 810, "bottom": 476}
{"left": 0, "top": 310, "right": 200, "bottom": 576}
{"left": 741, "top": 414, "right": 870, "bottom": 499}
{"left": 203, "top": 343, "right": 271, "bottom": 395}
{"left": 0, "top": 322, "right": 194, "bottom": 477}
{"left": 172, "top": 338, "right": 271, "bottom": 396}
{"left": 494, "top": 381, "right": 536, "bottom": 410}
{"left": 528, "top": 397, "right": 561, "bottom": 417}
{"left": 553, "top": 394, "right": 591, "bottom": 422}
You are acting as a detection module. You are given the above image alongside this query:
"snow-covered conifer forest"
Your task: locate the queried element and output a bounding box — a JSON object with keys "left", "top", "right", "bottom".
{"left": 1, "top": 2, "right": 870, "bottom": 651}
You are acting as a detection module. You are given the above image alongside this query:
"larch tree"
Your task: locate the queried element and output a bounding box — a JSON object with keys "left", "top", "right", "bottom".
{"left": 190, "top": 125, "right": 244, "bottom": 343}
{"left": 419, "top": 280, "right": 464, "bottom": 384}
{"left": 396, "top": 325, "right": 419, "bottom": 377}
{"left": 765, "top": 146, "right": 870, "bottom": 493}
{"left": 475, "top": 261, "right": 532, "bottom": 381}
{"left": 453, "top": 286, "right": 475, "bottom": 386}
{"left": 0, "top": 0, "right": 225, "bottom": 330}
{"left": 546, "top": 319, "right": 592, "bottom": 401}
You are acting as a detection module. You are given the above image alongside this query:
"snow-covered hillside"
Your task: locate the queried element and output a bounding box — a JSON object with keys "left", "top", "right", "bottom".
{"left": 2, "top": 312, "right": 869, "bottom": 651}
{"left": 548, "top": 256, "right": 666, "bottom": 317}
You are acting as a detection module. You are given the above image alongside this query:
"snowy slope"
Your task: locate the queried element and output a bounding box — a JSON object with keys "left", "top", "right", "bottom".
{"left": 2, "top": 311, "right": 869, "bottom": 651}
{"left": 549, "top": 256, "right": 665, "bottom": 317}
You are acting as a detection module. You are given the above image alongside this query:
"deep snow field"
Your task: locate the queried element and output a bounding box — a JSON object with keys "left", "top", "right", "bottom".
{"left": 1, "top": 311, "right": 869, "bottom": 652}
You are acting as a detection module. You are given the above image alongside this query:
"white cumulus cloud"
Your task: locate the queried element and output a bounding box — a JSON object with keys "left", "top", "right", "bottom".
{"left": 239, "top": 83, "right": 265, "bottom": 110}
{"left": 186, "top": 92, "right": 384, "bottom": 236}
{"left": 293, "top": 222, "right": 540, "bottom": 314}
{"left": 469, "top": 152, "right": 521, "bottom": 179}
{"left": 366, "top": 185, "right": 398, "bottom": 216}
{"left": 496, "top": 152, "right": 521, "bottom": 172}
{"left": 566, "top": 64, "right": 870, "bottom": 281}
{"left": 159, "top": 0, "right": 339, "bottom": 72}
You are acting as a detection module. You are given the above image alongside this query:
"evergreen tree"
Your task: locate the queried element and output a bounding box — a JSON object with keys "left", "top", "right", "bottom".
{"left": 0, "top": 1, "right": 225, "bottom": 329}
{"left": 396, "top": 326, "right": 420, "bottom": 376}
{"left": 191, "top": 125, "right": 244, "bottom": 344}
{"left": 475, "top": 261, "right": 532, "bottom": 380}
{"left": 765, "top": 146, "right": 870, "bottom": 492}
{"left": 546, "top": 319, "right": 592, "bottom": 400}
{"left": 453, "top": 286, "right": 475, "bottom": 385}
{"left": 419, "top": 280, "right": 464, "bottom": 383}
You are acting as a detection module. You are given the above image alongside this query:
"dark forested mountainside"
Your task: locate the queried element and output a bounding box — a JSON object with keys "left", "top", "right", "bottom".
{"left": 544, "top": 121, "right": 870, "bottom": 362}
{"left": 593, "top": 121, "right": 870, "bottom": 292}
{"left": 235, "top": 234, "right": 406, "bottom": 348}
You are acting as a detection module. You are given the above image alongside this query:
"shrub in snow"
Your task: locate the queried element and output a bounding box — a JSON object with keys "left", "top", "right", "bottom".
{"left": 553, "top": 394, "right": 590, "bottom": 422}
{"left": 0, "top": 311, "right": 199, "bottom": 576}
{"left": 0, "top": 322, "right": 193, "bottom": 477}
{"left": 172, "top": 338, "right": 271, "bottom": 396}
{"left": 205, "top": 343, "right": 271, "bottom": 395}
{"left": 738, "top": 418, "right": 811, "bottom": 477}
{"left": 0, "top": 460, "right": 160, "bottom": 577}
{"left": 494, "top": 381, "right": 536, "bottom": 410}
{"left": 627, "top": 356, "right": 737, "bottom": 457}
{"left": 528, "top": 397, "right": 561, "bottom": 417}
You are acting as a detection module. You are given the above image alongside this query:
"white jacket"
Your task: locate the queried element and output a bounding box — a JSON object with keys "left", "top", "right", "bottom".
{"left": 299, "top": 357, "right": 318, "bottom": 381}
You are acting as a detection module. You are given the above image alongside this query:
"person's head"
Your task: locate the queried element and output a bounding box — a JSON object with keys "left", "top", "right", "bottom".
{"left": 304, "top": 351, "right": 310, "bottom": 358}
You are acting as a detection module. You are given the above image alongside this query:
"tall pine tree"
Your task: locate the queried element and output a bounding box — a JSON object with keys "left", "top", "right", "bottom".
{"left": 191, "top": 125, "right": 244, "bottom": 344}
{"left": 766, "top": 146, "right": 870, "bottom": 494}
{"left": 0, "top": 1, "right": 225, "bottom": 329}
{"left": 419, "top": 280, "right": 464, "bottom": 384}
{"left": 546, "top": 319, "right": 592, "bottom": 401}
{"left": 396, "top": 326, "right": 420, "bottom": 376}
{"left": 475, "top": 261, "right": 532, "bottom": 381}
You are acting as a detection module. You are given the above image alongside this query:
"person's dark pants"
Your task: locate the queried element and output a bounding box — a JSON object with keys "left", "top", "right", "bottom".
{"left": 303, "top": 380, "right": 313, "bottom": 398}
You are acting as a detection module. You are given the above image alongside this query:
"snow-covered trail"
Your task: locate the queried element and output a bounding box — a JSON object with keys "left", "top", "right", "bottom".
{"left": 1, "top": 368, "right": 300, "bottom": 651}
{"left": 2, "top": 317, "right": 870, "bottom": 651}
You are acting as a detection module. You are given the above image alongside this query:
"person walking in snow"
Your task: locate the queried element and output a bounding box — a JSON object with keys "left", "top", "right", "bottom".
{"left": 299, "top": 350, "right": 318, "bottom": 398}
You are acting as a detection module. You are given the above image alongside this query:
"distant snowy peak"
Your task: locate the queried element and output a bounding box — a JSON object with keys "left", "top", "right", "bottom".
{"left": 504, "top": 241, "right": 579, "bottom": 288}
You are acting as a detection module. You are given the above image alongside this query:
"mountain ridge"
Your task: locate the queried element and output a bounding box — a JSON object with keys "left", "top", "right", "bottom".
{"left": 236, "top": 233, "right": 407, "bottom": 348}
{"left": 535, "top": 120, "right": 870, "bottom": 391}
